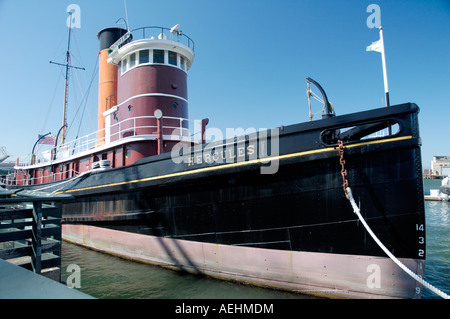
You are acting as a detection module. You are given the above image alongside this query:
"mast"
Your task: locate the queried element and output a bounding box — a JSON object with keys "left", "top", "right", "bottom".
{"left": 50, "top": 11, "right": 84, "bottom": 146}
{"left": 61, "top": 13, "right": 73, "bottom": 145}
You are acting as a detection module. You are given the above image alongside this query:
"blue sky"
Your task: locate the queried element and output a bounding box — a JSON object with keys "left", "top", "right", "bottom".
{"left": 0, "top": 0, "right": 448, "bottom": 170}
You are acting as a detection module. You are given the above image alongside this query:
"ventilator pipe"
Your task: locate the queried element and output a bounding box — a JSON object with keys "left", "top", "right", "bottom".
{"left": 306, "top": 77, "right": 334, "bottom": 118}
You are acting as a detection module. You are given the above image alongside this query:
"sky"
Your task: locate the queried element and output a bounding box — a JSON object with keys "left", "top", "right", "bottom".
{"left": 0, "top": 0, "right": 448, "bottom": 170}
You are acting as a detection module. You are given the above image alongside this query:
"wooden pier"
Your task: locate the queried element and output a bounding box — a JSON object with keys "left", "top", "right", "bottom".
{"left": 0, "top": 190, "right": 71, "bottom": 281}
{"left": 0, "top": 188, "right": 93, "bottom": 298}
{"left": 424, "top": 195, "right": 449, "bottom": 202}
{"left": 0, "top": 258, "right": 93, "bottom": 299}
{"left": 0, "top": 188, "right": 71, "bottom": 281}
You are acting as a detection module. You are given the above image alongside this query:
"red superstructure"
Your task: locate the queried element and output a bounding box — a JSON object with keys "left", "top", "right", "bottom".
{"left": 8, "top": 26, "right": 203, "bottom": 186}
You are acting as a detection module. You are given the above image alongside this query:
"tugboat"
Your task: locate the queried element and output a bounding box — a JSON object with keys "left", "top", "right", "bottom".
{"left": 4, "top": 23, "right": 426, "bottom": 298}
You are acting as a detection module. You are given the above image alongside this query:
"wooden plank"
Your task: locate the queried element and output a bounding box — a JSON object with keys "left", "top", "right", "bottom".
{"left": 42, "top": 218, "right": 61, "bottom": 227}
{"left": 31, "top": 253, "right": 61, "bottom": 270}
{"left": 0, "top": 220, "right": 33, "bottom": 230}
{"left": 0, "top": 208, "right": 33, "bottom": 221}
{"left": 0, "top": 245, "right": 31, "bottom": 260}
{"left": 0, "top": 229, "right": 32, "bottom": 242}
{"left": 42, "top": 243, "right": 61, "bottom": 257}
{"left": 0, "top": 240, "right": 61, "bottom": 260}
{"left": 42, "top": 205, "right": 62, "bottom": 218}
{"left": 0, "top": 225, "right": 61, "bottom": 240}
{"left": 41, "top": 226, "right": 61, "bottom": 238}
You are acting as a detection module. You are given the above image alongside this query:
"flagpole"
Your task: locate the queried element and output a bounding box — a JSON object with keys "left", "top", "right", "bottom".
{"left": 379, "top": 26, "right": 390, "bottom": 107}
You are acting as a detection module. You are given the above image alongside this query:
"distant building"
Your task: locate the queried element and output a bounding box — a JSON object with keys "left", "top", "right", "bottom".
{"left": 425, "top": 156, "right": 450, "bottom": 179}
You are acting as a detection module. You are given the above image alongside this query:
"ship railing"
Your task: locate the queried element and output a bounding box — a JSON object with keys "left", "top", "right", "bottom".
{"left": 54, "top": 115, "right": 196, "bottom": 160}
{"left": 0, "top": 176, "right": 8, "bottom": 185}
{"left": 129, "top": 26, "right": 195, "bottom": 52}
{"left": 4, "top": 169, "right": 80, "bottom": 186}
{"left": 14, "top": 156, "right": 34, "bottom": 168}
{"left": 15, "top": 115, "right": 202, "bottom": 166}
{"left": 108, "top": 115, "right": 194, "bottom": 142}
{"left": 105, "top": 93, "right": 117, "bottom": 110}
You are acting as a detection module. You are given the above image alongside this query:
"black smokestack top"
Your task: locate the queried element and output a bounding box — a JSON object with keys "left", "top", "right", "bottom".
{"left": 97, "top": 27, "right": 129, "bottom": 51}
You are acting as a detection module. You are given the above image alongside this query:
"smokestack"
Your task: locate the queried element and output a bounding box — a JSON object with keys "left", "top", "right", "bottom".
{"left": 96, "top": 27, "right": 128, "bottom": 145}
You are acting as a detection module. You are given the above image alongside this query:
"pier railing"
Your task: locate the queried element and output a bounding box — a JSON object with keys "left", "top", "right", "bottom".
{"left": 0, "top": 189, "right": 73, "bottom": 281}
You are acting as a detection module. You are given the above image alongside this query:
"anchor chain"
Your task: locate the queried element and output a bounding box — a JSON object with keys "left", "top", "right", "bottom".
{"left": 338, "top": 140, "right": 449, "bottom": 298}
{"left": 338, "top": 140, "right": 349, "bottom": 199}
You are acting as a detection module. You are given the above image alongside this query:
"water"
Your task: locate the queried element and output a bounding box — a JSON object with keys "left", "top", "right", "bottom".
{"left": 422, "top": 179, "right": 450, "bottom": 299}
{"left": 60, "top": 242, "right": 309, "bottom": 299}
{"left": 61, "top": 179, "right": 449, "bottom": 299}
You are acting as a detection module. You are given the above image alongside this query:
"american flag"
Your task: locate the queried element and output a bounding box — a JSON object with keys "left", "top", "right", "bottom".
{"left": 38, "top": 135, "right": 56, "bottom": 145}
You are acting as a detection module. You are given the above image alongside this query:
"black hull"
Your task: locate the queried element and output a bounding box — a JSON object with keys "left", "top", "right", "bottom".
{"left": 61, "top": 103, "right": 425, "bottom": 256}
{"left": 62, "top": 142, "right": 423, "bottom": 258}
{"left": 17, "top": 103, "right": 426, "bottom": 298}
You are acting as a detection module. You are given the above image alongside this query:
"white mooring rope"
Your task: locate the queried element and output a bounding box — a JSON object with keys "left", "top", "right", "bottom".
{"left": 346, "top": 187, "right": 449, "bottom": 299}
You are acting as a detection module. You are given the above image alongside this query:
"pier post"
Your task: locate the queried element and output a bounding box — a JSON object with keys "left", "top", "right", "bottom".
{"left": 32, "top": 201, "right": 43, "bottom": 274}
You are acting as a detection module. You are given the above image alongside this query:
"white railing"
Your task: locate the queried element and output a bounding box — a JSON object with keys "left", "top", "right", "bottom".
{"left": 16, "top": 115, "right": 203, "bottom": 167}
{"left": 3, "top": 169, "right": 80, "bottom": 186}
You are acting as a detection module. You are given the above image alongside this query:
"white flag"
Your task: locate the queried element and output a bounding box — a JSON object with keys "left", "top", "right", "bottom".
{"left": 366, "top": 38, "right": 383, "bottom": 53}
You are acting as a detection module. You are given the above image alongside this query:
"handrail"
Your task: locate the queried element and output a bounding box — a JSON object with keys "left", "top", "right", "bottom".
{"left": 2, "top": 169, "right": 80, "bottom": 186}
{"left": 105, "top": 92, "right": 117, "bottom": 110}
{"left": 14, "top": 115, "right": 202, "bottom": 168}
{"left": 130, "top": 26, "right": 195, "bottom": 52}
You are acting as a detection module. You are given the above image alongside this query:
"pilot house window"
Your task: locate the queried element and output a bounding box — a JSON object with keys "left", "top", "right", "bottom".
{"left": 121, "top": 49, "right": 188, "bottom": 75}
{"left": 168, "top": 51, "right": 177, "bottom": 66}
{"left": 139, "top": 50, "right": 149, "bottom": 64}
{"left": 153, "top": 50, "right": 165, "bottom": 64}
{"left": 121, "top": 58, "right": 127, "bottom": 73}
{"left": 180, "top": 56, "right": 185, "bottom": 70}
{"left": 129, "top": 53, "right": 136, "bottom": 68}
